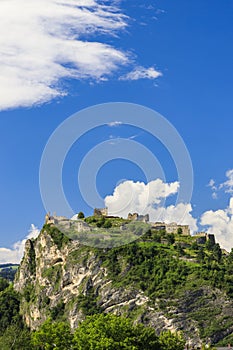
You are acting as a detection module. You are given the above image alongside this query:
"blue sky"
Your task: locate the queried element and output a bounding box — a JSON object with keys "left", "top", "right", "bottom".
{"left": 1, "top": 0, "right": 233, "bottom": 262}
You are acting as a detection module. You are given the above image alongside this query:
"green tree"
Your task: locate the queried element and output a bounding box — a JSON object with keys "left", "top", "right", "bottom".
{"left": 0, "top": 324, "right": 32, "bottom": 350}
{"left": 191, "top": 241, "right": 199, "bottom": 251}
{"left": 228, "top": 248, "right": 233, "bottom": 263}
{"left": 176, "top": 243, "right": 185, "bottom": 256}
{"left": 0, "top": 286, "right": 23, "bottom": 335}
{"left": 205, "top": 238, "right": 215, "bottom": 251}
{"left": 197, "top": 247, "right": 205, "bottom": 263}
{"left": 50, "top": 301, "right": 65, "bottom": 320}
{"left": 76, "top": 290, "right": 101, "bottom": 316}
{"left": 73, "top": 313, "right": 160, "bottom": 350}
{"left": 0, "top": 277, "right": 9, "bottom": 292}
{"left": 159, "top": 330, "right": 185, "bottom": 350}
{"left": 145, "top": 229, "right": 152, "bottom": 239}
{"left": 77, "top": 212, "right": 85, "bottom": 219}
{"left": 103, "top": 220, "right": 112, "bottom": 229}
{"left": 32, "top": 318, "right": 73, "bottom": 350}
{"left": 212, "top": 243, "right": 222, "bottom": 262}
{"left": 177, "top": 228, "right": 183, "bottom": 235}
{"left": 96, "top": 216, "right": 105, "bottom": 228}
{"left": 167, "top": 233, "right": 175, "bottom": 245}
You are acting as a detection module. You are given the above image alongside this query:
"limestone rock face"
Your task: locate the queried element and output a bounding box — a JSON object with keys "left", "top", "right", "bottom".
{"left": 14, "top": 227, "right": 233, "bottom": 347}
{"left": 14, "top": 228, "right": 151, "bottom": 330}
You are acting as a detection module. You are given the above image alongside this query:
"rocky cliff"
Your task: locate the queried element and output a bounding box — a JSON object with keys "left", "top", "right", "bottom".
{"left": 14, "top": 223, "right": 233, "bottom": 347}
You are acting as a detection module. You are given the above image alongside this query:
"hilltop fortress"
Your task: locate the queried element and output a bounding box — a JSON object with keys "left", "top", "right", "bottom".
{"left": 93, "top": 208, "right": 191, "bottom": 235}
{"left": 45, "top": 208, "right": 215, "bottom": 244}
{"left": 92, "top": 208, "right": 216, "bottom": 244}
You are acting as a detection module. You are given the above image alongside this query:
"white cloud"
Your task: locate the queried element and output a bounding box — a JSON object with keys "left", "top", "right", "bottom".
{"left": 120, "top": 66, "right": 162, "bottom": 81}
{"left": 207, "top": 179, "right": 218, "bottom": 199}
{"left": 0, "top": 0, "right": 129, "bottom": 110}
{"left": 0, "top": 224, "right": 40, "bottom": 264}
{"left": 207, "top": 170, "right": 233, "bottom": 199}
{"left": 212, "top": 192, "right": 218, "bottom": 200}
{"left": 152, "top": 203, "right": 198, "bottom": 233}
{"left": 104, "top": 179, "right": 197, "bottom": 233}
{"left": 220, "top": 169, "right": 233, "bottom": 194}
{"left": 208, "top": 179, "right": 216, "bottom": 190}
{"left": 107, "top": 121, "right": 123, "bottom": 127}
{"left": 200, "top": 198, "right": 233, "bottom": 252}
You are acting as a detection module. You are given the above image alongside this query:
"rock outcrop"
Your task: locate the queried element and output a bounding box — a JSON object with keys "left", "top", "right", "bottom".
{"left": 14, "top": 225, "right": 233, "bottom": 347}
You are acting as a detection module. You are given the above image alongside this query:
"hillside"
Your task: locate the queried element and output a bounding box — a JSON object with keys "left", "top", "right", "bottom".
{"left": 13, "top": 216, "right": 233, "bottom": 347}
{"left": 0, "top": 264, "right": 19, "bottom": 281}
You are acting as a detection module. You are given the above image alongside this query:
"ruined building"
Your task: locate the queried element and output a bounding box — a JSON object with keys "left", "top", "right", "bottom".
{"left": 94, "top": 208, "right": 108, "bottom": 217}
{"left": 152, "top": 222, "right": 190, "bottom": 236}
{"left": 127, "top": 213, "right": 149, "bottom": 223}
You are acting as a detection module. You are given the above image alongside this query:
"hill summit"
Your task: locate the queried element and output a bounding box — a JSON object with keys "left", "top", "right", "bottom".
{"left": 13, "top": 212, "right": 233, "bottom": 348}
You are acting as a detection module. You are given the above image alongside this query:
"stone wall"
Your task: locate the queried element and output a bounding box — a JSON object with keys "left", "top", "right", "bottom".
{"left": 127, "top": 213, "right": 149, "bottom": 223}
{"left": 152, "top": 222, "right": 190, "bottom": 236}
{"left": 94, "top": 208, "right": 108, "bottom": 216}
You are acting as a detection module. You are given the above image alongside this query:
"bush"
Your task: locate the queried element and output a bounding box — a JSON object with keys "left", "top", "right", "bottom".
{"left": 50, "top": 301, "right": 65, "bottom": 320}
{"left": 159, "top": 330, "right": 185, "bottom": 350}
{"left": 43, "top": 225, "right": 70, "bottom": 250}
{"left": 32, "top": 318, "right": 73, "bottom": 350}
{"left": 73, "top": 313, "right": 160, "bottom": 350}
{"left": 77, "top": 212, "right": 85, "bottom": 219}
{"left": 76, "top": 289, "right": 101, "bottom": 316}
{"left": 0, "top": 278, "right": 9, "bottom": 292}
{"left": 103, "top": 220, "right": 112, "bottom": 229}
{"left": 0, "top": 286, "right": 23, "bottom": 335}
{"left": 0, "top": 325, "right": 32, "bottom": 350}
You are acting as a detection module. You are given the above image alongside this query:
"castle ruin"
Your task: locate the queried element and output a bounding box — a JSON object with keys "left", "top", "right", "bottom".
{"left": 94, "top": 208, "right": 108, "bottom": 217}
{"left": 45, "top": 213, "right": 91, "bottom": 232}
{"left": 152, "top": 222, "right": 190, "bottom": 236}
{"left": 127, "top": 213, "right": 149, "bottom": 223}
{"left": 195, "top": 232, "right": 216, "bottom": 245}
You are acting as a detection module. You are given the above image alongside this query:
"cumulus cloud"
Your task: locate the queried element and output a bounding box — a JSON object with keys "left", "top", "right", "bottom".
{"left": 200, "top": 198, "right": 233, "bottom": 252}
{"left": 0, "top": 0, "right": 130, "bottom": 110}
{"left": 120, "top": 66, "right": 162, "bottom": 81}
{"left": 152, "top": 203, "right": 198, "bottom": 233}
{"left": 104, "top": 179, "right": 197, "bottom": 233}
{"left": 0, "top": 224, "right": 40, "bottom": 264}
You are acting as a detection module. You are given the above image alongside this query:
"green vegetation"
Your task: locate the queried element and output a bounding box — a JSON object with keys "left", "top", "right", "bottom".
{"left": 4, "top": 215, "right": 233, "bottom": 347}
{"left": 98, "top": 240, "right": 190, "bottom": 298}
{"left": 0, "top": 264, "right": 19, "bottom": 281}
{"left": 0, "top": 309, "right": 186, "bottom": 350}
{"left": 50, "top": 301, "right": 65, "bottom": 320}
{"left": 0, "top": 324, "right": 32, "bottom": 350}
{"left": 64, "top": 217, "right": 151, "bottom": 248}
{"left": 84, "top": 215, "right": 128, "bottom": 228}
{"left": 76, "top": 288, "right": 101, "bottom": 316}
{"left": 28, "top": 242, "right": 36, "bottom": 274}
{"left": 217, "top": 332, "right": 233, "bottom": 347}
{"left": 42, "top": 224, "right": 70, "bottom": 249}
{"left": 91, "top": 228, "right": 233, "bottom": 300}
{"left": 73, "top": 313, "right": 161, "bottom": 350}
{"left": 38, "top": 221, "right": 233, "bottom": 344}
{"left": 0, "top": 277, "right": 9, "bottom": 292}
{"left": 42, "top": 264, "right": 62, "bottom": 292}
{"left": 31, "top": 314, "right": 184, "bottom": 350}
{"left": 0, "top": 286, "right": 23, "bottom": 334}
{"left": 77, "top": 211, "right": 85, "bottom": 219}
{"left": 159, "top": 330, "right": 185, "bottom": 350}
{"left": 32, "top": 318, "right": 73, "bottom": 350}
{"left": 23, "top": 282, "right": 36, "bottom": 302}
